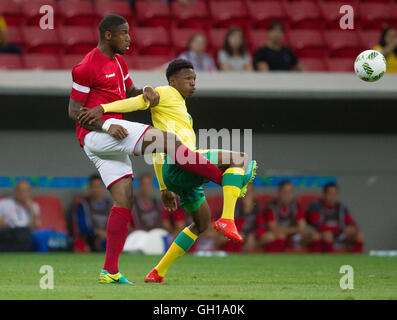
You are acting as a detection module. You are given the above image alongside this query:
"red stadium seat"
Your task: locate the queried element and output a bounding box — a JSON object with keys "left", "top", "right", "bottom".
{"left": 254, "top": 194, "right": 277, "bottom": 212}
{"left": 171, "top": 1, "right": 210, "bottom": 30}
{"left": 206, "top": 195, "right": 223, "bottom": 220}
{"left": 287, "top": 30, "right": 326, "bottom": 58}
{"left": 58, "top": 0, "right": 97, "bottom": 27}
{"left": 170, "top": 28, "right": 207, "bottom": 55}
{"left": 94, "top": 0, "right": 133, "bottom": 19}
{"left": 359, "top": 3, "right": 393, "bottom": 30}
{"left": 126, "top": 55, "right": 171, "bottom": 70}
{"left": 135, "top": 1, "right": 171, "bottom": 28}
{"left": 21, "top": 0, "right": 60, "bottom": 27}
{"left": 296, "top": 194, "right": 322, "bottom": 214}
{"left": 247, "top": 1, "right": 287, "bottom": 30}
{"left": 324, "top": 30, "right": 363, "bottom": 58}
{"left": 284, "top": 2, "right": 323, "bottom": 30}
{"left": 133, "top": 27, "right": 172, "bottom": 56}
{"left": 23, "top": 53, "right": 61, "bottom": 70}
{"left": 33, "top": 195, "right": 67, "bottom": 233}
{"left": 358, "top": 30, "right": 382, "bottom": 49}
{"left": 325, "top": 58, "right": 354, "bottom": 72}
{"left": 248, "top": 29, "right": 289, "bottom": 53}
{"left": 208, "top": 28, "right": 229, "bottom": 52}
{"left": 6, "top": 26, "right": 24, "bottom": 50}
{"left": 299, "top": 58, "right": 327, "bottom": 72}
{"left": 60, "top": 27, "right": 97, "bottom": 54}
{"left": 0, "top": 0, "right": 23, "bottom": 26}
{"left": 0, "top": 54, "right": 23, "bottom": 70}
{"left": 209, "top": 1, "right": 250, "bottom": 31}
{"left": 319, "top": 2, "right": 360, "bottom": 30}
{"left": 23, "top": 27, "right": 61, "bottom": 54}
{"left": 60, "top": 54, "right": 85, "bottom": 70}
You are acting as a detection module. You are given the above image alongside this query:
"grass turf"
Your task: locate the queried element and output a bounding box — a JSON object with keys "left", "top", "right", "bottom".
{"left": 0, "top": 253, "right": 396, "bottom": 300}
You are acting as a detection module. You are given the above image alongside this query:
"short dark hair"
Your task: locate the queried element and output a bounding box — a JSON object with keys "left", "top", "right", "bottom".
{"left": 89, "top": 174, "right": 102, "bottom": 184}
{"left": 268, "top": 20, "right": 285, "bottom": 32}
{"left": 166, "top": 59, "right": 194, "bottom": 82}
{"left": 98, "top": 14, "right": 127, "bottom": 38}
{"left": 278, "top": 180, "right": 292, "bottom": 190}
{"left": 323, "top": 182, "right": 338, "bottom": 194}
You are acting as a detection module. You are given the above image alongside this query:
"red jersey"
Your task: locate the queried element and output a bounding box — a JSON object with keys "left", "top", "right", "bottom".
{"left": 70, "top": 48, "right": 133, "bottom": 146}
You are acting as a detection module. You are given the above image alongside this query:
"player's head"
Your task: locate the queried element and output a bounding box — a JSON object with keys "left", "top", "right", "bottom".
{"left": 323, "top": 182, "right": 339, "bottom": 206}
{"left": 277, "top": 180, "right": 294, "bottom": 205}
{"left": 267, "top": 20, "right": 285, "bottom": 45}
{"left": 166, "top": 59, "right": 196, "bottom": 98}
{"left": 14, "top": 180, "right": 32, "bottom": 204}
{"left": 88, "top": 174, "right": 104, "bottom": 200}
{"left": 98, "top": 14, "right": 130, "bottom": 55}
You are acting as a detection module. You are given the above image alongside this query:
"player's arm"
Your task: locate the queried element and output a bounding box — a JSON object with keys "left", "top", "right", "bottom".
{"left": 68, "top": 99, "right": 128, "bottom": 139}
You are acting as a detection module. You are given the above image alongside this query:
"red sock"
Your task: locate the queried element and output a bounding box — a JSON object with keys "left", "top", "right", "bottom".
{"left": 323, "top": 241, "right": 334, "bottom": 253}
{"left": 174, "top": 144, "right": 223, "bottom": 185}
{"left": 103, "top": 206, "right": 131, "bottom": 274}
{"left": 310, "top": 240, "right": 323, "bottom": 253}
{"left": 352, "top": 241, "right": 363, "bottom": 253}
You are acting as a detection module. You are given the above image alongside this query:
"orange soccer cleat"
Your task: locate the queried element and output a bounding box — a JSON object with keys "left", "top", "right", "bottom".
{"left": 144, "top": 268, "right": 164, "bottom": 283}
{"left": 214, "top": 218, "right": 243, "bottom": 243}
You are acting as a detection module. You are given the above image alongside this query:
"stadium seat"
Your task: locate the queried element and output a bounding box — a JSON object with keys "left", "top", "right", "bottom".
{"left": 299, "top": 58, "right": 327, "bottom": 72}
{"left": 324, "top": 30, "right": 363, "bottom": 58}
{"left": 358, "top": 30, "right": 382, "bottom": 49}
{"left": 325, "top": 58, "right": 354, "bottom": 72}
{"left": 0, "top": 54, "right": 23, "bottom": 70}
{"left": 58, "top": 0, "right": 97, "bottom": 27}
{"left": 21, "top": 0, "right": 60, "bottom": 27}
{"left": 133, "top": 27, "right": 172, "bottom": 56}
{"left": 171, "top": 1, "right": 210, "bottom": 30}
{"left": 60, "top": 54, "right": 85, "bottom": 70}
{"left": 170, "top": 28, "right": 207, "bottom": 55}
{"left": 23, "top": 27, "right": 62, "bottom": 54}
{"left": 254, "top": 194, "right": 277, "bottom": 212}
{"left": 60, "top": 27, "right": 97, "bottom": 55}
{"left": 284, "top": 2, "right": 323, "bottom": 30}
{"left": 359, "top": 3, "right": 393, "bottom": 30}
{"left": 6, "top": 26, "right": 24, "bottom": 51}
{"left": 23, "top": 53, "right": 61, "bottom": 70}
{"left": 126, "top": 55, "right": 171, "bottom": 70}
{"left": 33, "top": 195, "right": 67, "bottom": 233}
{"left": 247, "top": 1, "right": 287, "bottom": 30}
{"left": 208, "top": 28, "right": 229, "bottom": 53}
{"left": 287, "top": 30, "right": 326, "bottom": 58}
{"left": 206, "top": 195, "right": 223, "bottom": 220}
{"left": 0, "top": 0, "right": 23, "bottom": 26}
{"left": 209, "top": 1, "right": 250, "bottom": 31}
{"left": 135, "top": 1, "right": 171, "bottom": 28}
{"left": 296, "top": 194, "right": 322, "bottom": 214}
{"left": 319, "top": 2, "right": 360, "bottom": 30}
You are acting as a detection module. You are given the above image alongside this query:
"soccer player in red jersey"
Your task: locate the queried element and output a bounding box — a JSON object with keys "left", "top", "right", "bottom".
{"left": 68, "top": 14, "right": 239, "bottom": 284}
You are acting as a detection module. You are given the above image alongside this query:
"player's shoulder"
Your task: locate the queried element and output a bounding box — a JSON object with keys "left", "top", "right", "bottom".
{"left": 72, "top": 49, "right": 97, "bottom": 74}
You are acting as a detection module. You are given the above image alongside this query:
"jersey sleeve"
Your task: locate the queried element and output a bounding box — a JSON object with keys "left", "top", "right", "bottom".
{"left": 70, "top": 63, "right": 92, "bottom": 104}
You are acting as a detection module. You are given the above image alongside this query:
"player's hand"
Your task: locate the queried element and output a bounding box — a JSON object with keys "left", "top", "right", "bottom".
{"left": 161, "top": 190, "right": 178, "bottom": 212}
{"left": 108, "top": 124, "right": 128, "bottom": 140}
{"left": 143, "top": 86, "right": 160, "bottom": 108}
{"left": 78, "top": 106, "right": 104, "bottom": 126}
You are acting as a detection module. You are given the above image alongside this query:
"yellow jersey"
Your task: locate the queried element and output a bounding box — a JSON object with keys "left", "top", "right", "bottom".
{"left": 373, "top": 45, "right": 397, "bottom": 73}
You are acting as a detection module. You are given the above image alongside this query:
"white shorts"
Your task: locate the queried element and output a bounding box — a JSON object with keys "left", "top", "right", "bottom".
{"left": 83, "top": 118, "right": 150, "bottom": 188}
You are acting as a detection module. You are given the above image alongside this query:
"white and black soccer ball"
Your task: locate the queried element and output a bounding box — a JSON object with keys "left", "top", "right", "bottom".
{"left": 354, "top": 50, "right": 386, "bottom": 82}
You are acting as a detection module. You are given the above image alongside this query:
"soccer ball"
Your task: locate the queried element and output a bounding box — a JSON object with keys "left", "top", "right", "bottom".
{"left": 354, "top": 50, "right": 386, "bottom": 82}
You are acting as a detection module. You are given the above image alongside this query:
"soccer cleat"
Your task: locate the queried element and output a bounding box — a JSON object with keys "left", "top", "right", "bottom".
{"left": 98, "top": 270, "right": 132, "bottom": 284}
{"left": 214, "top": 218, "right": 243, "bottom": 243}
{"left": 144, "top": 268, "right": 164, "bottom": 283}
{"left": 239, "top": 160, "right": 257, "bottom": 198}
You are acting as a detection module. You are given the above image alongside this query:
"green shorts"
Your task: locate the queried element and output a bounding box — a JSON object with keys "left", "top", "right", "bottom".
{"left": 162, "top": 149, "right": 220, "bottom": 213}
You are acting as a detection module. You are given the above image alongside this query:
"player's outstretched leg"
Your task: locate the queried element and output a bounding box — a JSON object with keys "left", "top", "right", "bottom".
{"left": 145, "top": 200, "right": 210, "bottom": 283}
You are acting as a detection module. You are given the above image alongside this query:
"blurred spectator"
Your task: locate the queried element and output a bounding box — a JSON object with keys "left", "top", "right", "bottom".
{"left": 373, "top": 27, "right": 397, "bottom": 73}
{"left": 75, "top": 174, "right": 111, "bottom": 252}
{"left": 254, "top": 21, "right": 304, "bottom": 72}
{"left": 162, "top": 204, "right": 189, "bottom": 237}
{"left": 0, "top": 181, "right": 40, "bottom": 251}
{"left": 257, "top": 181, "right": 318, "bottom": 252}
{"left": 216, "top": 184, "right": 259, "bottom": 252}
{"left": 218, "top": 27, "right": 253, "bottom": 72}
{"left": 0, "top": 15, "right": 21, "bottom": 55}
{"left": 132, "top": 173, "right": 162, "bottom": 231}
{"left": 177, "top": 33, "right": 217, "bottom": 71}
{"left": 306, "top": 183, "right": 364, "bottom": 253}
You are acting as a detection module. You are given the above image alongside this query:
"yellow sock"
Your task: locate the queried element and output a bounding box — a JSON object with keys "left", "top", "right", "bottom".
{"left": 155, "top": 227, "right": 197, "bottom": 277}
{"left": 221, "top": 167, "right": 244, "bottom": 220}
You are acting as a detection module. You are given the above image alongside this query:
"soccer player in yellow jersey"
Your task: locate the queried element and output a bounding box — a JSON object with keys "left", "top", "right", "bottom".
{"left": 79, "top": 59, "right": 257, "bottom": 283}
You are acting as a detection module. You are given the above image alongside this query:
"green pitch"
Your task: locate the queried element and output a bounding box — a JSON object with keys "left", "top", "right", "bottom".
{"left": 0, "top": 253, "right": 396, "bottom": 300}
